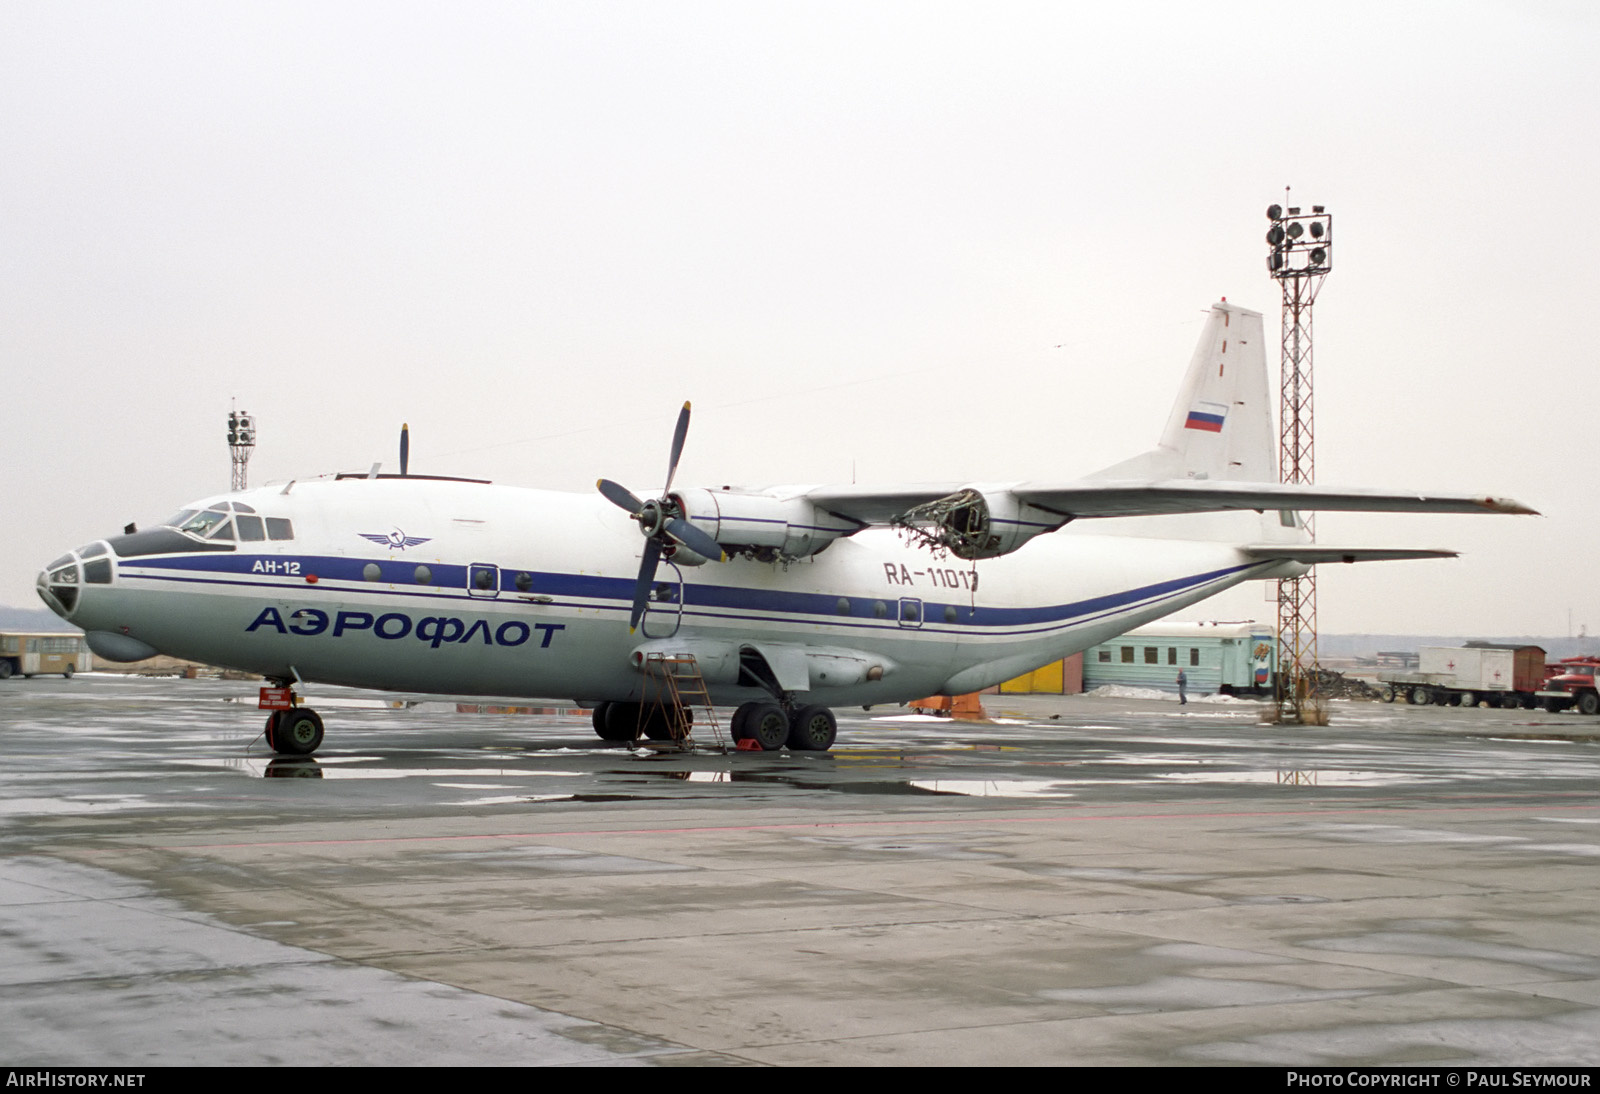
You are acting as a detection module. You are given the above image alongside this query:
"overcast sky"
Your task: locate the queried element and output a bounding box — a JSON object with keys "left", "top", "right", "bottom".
{"left": 3, "top": 1, "right": 1595, "bottom": 635}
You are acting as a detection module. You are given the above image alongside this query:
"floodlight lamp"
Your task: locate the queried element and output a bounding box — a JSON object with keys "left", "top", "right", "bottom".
{"left": 1310, "top": 247, "right": 1327, "bottom": 265}
{"left": 1267, "top": 204, "right": 1282, "bottom": 220}
{"left": 1269, "top": 252, "right": 1284, "bottom": 272}
{"left": 1312, "top": 205, "right": 1324, "bottom": 213}
{"left": 1309, "top": 221, "right": 1324, "bottom": 239}
{"left": 1287, "top": 206, "right": 1300, "bottom": 215}
{"left": 1286, "top": 221, "right": 1304, "bottom": 239}
{"left": 1267, "top": 225, "right": 1285, "bottom": 246}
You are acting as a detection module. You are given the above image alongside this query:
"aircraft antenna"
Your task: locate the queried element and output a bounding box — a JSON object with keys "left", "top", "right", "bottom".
{"left": 1266, "top": 193, "right": 1332, "bottom": 725}
{"left": 227, "top": 401, "right": 256, "bottom": 492}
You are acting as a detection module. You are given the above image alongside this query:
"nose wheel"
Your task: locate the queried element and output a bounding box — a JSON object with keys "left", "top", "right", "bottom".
{"left": 263, "top": 706, "right": 325, "bottom": 755}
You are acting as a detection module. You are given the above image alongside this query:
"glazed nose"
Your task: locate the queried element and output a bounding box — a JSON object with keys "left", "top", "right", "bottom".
{"left": 38, "top": 554, "right": 80, "bottom": 617}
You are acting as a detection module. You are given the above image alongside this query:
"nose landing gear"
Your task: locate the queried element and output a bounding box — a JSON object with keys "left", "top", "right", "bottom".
{"left": 261, "top": 684, "right": 325, "bottom": 755}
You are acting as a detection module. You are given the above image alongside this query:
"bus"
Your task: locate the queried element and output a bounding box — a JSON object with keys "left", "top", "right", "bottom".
{"left": 0, "top": 632, "right": 93, "bottom": 679}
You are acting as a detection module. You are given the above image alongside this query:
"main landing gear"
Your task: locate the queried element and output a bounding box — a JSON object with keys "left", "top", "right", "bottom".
{"left": 726, "top": 700, "right": 837, "bottom": 752}
{"left": 590, "top": 701, "right": 693, "bottom": 743}
{"left": 589, "top": 699, "right": 837, "bottom": 752}
{"left": 262, "top": 688, "right": 325, "bottom": 756}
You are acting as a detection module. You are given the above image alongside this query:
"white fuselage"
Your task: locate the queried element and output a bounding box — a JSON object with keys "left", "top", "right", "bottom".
{"left": 48, "top": 476, "right": 1284, "bottom": 706}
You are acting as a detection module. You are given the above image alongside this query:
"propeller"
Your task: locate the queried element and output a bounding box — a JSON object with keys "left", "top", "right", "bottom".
{"left": 399, "top": 423, "right": 410, "bottom": 476}
{"left": 598, "top": 401, "right": 727, "bottom": 631}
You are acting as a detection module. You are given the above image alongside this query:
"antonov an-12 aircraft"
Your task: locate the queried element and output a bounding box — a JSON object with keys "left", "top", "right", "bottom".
{"left": 38, "top": 302, "right": 1532, "bottom": 754}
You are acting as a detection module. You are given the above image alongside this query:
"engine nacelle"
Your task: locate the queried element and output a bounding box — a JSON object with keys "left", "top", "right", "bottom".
{"left": 896, "top": 488, "right": 1067, "bottom": 560}
{"left": 670, "top": 488, "right": 859, "bottom": 560}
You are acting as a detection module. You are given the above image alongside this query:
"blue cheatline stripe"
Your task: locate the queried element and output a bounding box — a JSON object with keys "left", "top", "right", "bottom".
{"left": 117, "top": 553, "right": 1263, "bottom": 632}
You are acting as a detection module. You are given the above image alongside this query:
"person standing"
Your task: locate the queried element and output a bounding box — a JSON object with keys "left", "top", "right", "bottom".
{"left": 1176, "top": 669, "right": 1187, "bottom": 706}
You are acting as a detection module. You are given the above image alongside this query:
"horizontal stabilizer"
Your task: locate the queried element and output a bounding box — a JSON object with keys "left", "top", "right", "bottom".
{"left": 1240, "top": 545, "right": 1458, "bottom": 564}
{"left": 1011, "top": 481, "right": 1538, "bottom": 519}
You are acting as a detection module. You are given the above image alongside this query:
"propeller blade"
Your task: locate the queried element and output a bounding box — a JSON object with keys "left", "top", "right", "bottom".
{"left": 629, "top": 538, "right": 663, "bottom": 632}
{"left": 664, "top": 517, "right": 727, "bottom": 563}
{"left": 662, "top": 401, "right": 691, "bottom": 495}
{"left": 399, "top": 423, "right": 410, "bottom": 477}
{"left": 597, "top": 478, "right": 645, "bottom": 515}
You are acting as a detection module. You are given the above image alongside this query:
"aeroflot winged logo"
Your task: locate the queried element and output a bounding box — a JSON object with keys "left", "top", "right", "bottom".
{"left": 358, "top": 529, "right": 432, "bottom": 551}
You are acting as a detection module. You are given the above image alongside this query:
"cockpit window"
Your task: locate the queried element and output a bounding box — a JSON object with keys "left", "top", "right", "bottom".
{"left": 230, "top": 501, "right": 257, "bottom": 514}
{"left": 204, "top": 519, "right": 235, "bottom": 541}
{"left": 163, "top": 509, "right": 198, "bottom": 529}
{"left": 265, "top": 517, "right": 294, "bottom": 541}
{"left": 179, "top": 509, "right": 230, "bottom": 537}
{"left": 236, "top": 515, "right": 265, "bottom": 541}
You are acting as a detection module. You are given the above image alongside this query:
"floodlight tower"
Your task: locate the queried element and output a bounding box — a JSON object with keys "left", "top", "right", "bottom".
{"left": 227, "top": 404, "right": 256, "bottom": 491}
{"left": 1266, "top": 197, "right": 1332, "bottom": 725}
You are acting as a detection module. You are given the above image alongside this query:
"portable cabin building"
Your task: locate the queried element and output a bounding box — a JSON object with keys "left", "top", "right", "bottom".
{"left": 1082, "top": 621, "right": 1275, "bottom": 696}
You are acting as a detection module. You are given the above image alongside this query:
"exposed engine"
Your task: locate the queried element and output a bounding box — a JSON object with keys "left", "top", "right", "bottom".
{"left": 891, "top": 488, "right": 1068, "bottom": 560}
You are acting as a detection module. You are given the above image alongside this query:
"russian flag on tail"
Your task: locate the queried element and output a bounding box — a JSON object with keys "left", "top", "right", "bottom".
{"left": 1184, "top": 400, "right": 1227, "bottom": 433}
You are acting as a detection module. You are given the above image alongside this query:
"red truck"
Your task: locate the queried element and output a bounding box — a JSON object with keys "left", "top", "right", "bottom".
{"left": 1537, "top": 656, "right": 1600, "bottom": 715}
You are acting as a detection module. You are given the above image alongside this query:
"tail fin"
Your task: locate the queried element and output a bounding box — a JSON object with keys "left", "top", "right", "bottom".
{"left": 1091, "top": 301, "right": 1274, "bottom": 483}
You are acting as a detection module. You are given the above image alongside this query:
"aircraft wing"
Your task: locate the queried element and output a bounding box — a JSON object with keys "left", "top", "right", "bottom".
{"left": 803, "top": 480, "right": 1537, "bottom": 522}
{"left": 1240, "top": 545, "right": 1459, "bottom": 564}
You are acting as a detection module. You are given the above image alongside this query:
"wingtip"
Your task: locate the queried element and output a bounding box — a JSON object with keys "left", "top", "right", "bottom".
{"left": 1481, "top": 496, "right": 1540, "bottom": 516}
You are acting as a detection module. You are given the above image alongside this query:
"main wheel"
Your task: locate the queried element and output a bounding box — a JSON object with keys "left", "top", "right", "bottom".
{"left": 1577, "top": 692, "right": 1600, "bottom": 716}
{"left": 275, "top": 709, "right": 325, "bottom": 755}
{"left": 0, "top": 660, "right": 13, "bottom": 680}
{"left": 1458, "top": 691, "right": 1476, "bottom": 708}
{"left": 1382, "top": 685, "right": 1398, "bottom": 703}
{"left": 601, "top": 701, "right": 644, "bottom": 742}
{"left": 745, "top": 703, "right": 790, "bottom": 751}
{"left": 592, "top": 702, "right": 632, "bottom": 742}
{"left": 264, "top": 711, "right": 281, "bottom": 751}
{"left": 1409, "top": 686, "right": 1431, "bottom": 706}
{"left": 641, "top": 705, "right": 691, "bottom": 740}
{"left": 787, "top": 705, "right": 837, "bottom": 751}
{"left": 63, "top": 664, "right": 74, "bottom": 679}
{"left": 1545, "top": 696, "right": 1571, "bottom": 714}
{"left": 730, "top": 701, "right": 760, "bottom": 741}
